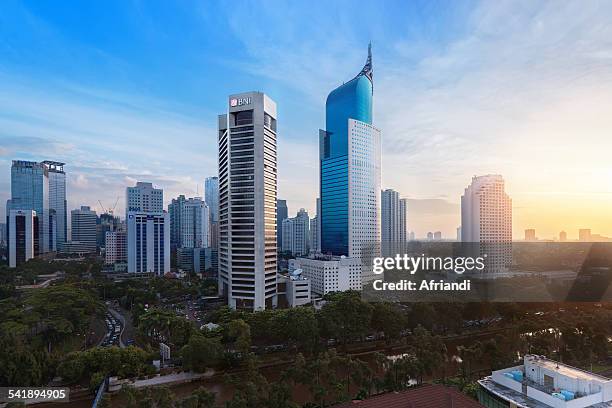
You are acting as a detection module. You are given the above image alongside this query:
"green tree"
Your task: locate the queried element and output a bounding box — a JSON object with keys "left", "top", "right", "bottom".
{"left": 181, "top": 334, "right": 223, "bottom": 372}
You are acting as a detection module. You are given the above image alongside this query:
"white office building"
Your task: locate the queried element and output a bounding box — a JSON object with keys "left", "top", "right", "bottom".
{"left": 461, "top": 175, "right": 512, "bottom": 273}
{"left": 127, "top": 212, "right": 170, "bottom": 275}
{"left": 217, "top": 91, "right": 278, "bottom": 310}
{"left": 282, "top": 208, "right": 310, "bottom": 256}
{"left": 479, "top": 354, "right": 612, "bottom": 407}
{"left": 277, "top": 271, "right": 312, "bottom": 307}
{"left": 8, "top": 209, "right": 37, "bottom": 268}
{"left": 293, "top": 255, "right": 362, "bottom": 296}
{"left": 105, "top": 230, "right": 127, "bottom": 264}
{"left": 70, "top": 206, "right": 97, "bottom": 253}
{"left": 126, "top": 182, "right": 163, "bottom": 219}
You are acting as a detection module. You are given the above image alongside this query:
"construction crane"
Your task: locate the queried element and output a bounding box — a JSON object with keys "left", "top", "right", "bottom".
{"left": 98, "top": 196, "right": 120, "bottom": 215}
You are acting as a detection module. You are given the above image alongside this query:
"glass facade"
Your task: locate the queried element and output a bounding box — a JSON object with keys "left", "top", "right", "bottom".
{"left": 320, "top": 47, "right": 373, "bottom": 256}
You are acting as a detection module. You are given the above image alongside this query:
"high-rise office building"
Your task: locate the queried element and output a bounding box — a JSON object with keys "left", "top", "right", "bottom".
{"left": 559, "top": 230, "right": 567, "bottom": 242}
{"left": 0, "top": 223, "right": 6, "bottom": 246}
{"left": 8, "top": 209, "right": 38, "bottom": 268}
{"left": 205, "top": 177, "right": 220, "bottom": 250}
{"left": 319, "top": 45, "right": 381, "bottom": 267}
{"left": 168, "top": 195, "right": 210, "bottom": 249}
{"left": 218, "top": 91, "right": 278, "bottom": 310}
{"left": 434, "top": 231, "right": 442, "bottom": 241}
{"left": 277, "top": 199, "right": 288, "bottom": 248}
{"left": 70, "top": 206, "right": 97, "bottom": 253}
{"left": 399, "top": 198, "right": 407, "bottom": 244}
{"left": 97, "top": 213, "right": 120, "bottom": 249}
{"left": 524, "top": 229, "right": 536, "bottom": 241}
{"left": 43, "top": 161, "right": 67, "bottom": 250}
{"left": 461, "top": 175, "right": 512, "bottom": 272}
{"left": 205, "top": 177, "right": 219, "bottom": 223}
{"left": 579, "top": 229, "right": 591, "bottom": 242}
{"left": 282, "top": 208, "right": 310, "bottom": 256}
{"left": 127, "top": 212, "right": 170, "bottom": 275}
{"left": 381, "top": 189, "right": 407, "bottom": 256}
{"left": 309, "top": 216, "right": 320, "bottom": 254}
{"left": 126, "top": 182, "right": 163, "bottom": 219}
{"left": 427, "top": 232, "right": 434, "bottom": 241}
{"left": 8, "top": 160, "right": 50, "bottom": 253}
{"left": 105, "top": 230, "right": 127, "bottom": 264}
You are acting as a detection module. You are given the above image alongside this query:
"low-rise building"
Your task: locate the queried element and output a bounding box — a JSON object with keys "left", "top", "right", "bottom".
{"left": 277, "top": 270, "right": 311, "bottom": 307}
{"left": 293, "top": 254, "right": 362, "bottom": 296}
{"left": 478, "top": 354, "right": 612, "bottom": 407}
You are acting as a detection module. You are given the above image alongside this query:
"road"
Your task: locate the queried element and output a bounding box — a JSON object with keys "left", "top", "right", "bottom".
{"left": 99, "top": 309, "right": 123, "bottom": 347}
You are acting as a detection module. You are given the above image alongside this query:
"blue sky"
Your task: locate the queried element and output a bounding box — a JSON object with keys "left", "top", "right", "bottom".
{"left": 2, "top": 0, "right": 612, "bottom": 238}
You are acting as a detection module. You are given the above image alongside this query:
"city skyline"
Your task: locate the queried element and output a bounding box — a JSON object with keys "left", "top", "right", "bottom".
{"left": 2, "top": 1, "right": 612, "bottom": 239}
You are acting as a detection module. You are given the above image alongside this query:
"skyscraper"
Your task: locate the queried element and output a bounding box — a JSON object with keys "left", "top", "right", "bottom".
{"left": 105, "top": 230, "right": 127, "bottom": 264}
{"left": 277, "top": 199, "right": 288, "bottom": 248}
{"left": 126, "top": 182, "right": 163, "bottom": 218}
{"left": 70, "top": 206, "right": 97, "bottom": 253}
{"left": 43, "top": 161, "right": 67, "bottom": 250}
{"left": 168, "top": 195, "right": 210, "bottom": 249}
{"left": 524, "top": 229, "right": 536, "bottom": 241}
{"left": 282, "top": 208, "right": 310, "bottom": 256}
{"left": 579, "top": 229, "right": 591, "bottom": 242}
{"left": 381, "top": 189, "right": 407, "bottom": 256}
{"left": 461, "top": 175, "right": 512, "bottom": 272}
{"left": 309, "top": 217, "right": 320, "bottom": 254}
{"left": 559, "top": 230, "right": 567, "bottom": 242}
{"left": 127, "top": 212, "right": 170, "bottom": 275}
{"left": 319, "top": 44, "right": 381, "bottom": 264}
{"left": 205, "top": 177, "right": 219, "bottom": 223}
{"left": 218, "top": 91, "right": 278, "bottom": 310}
{"left": 8, "top": 209, "right": 38, "bottom": 268}
{"left": 8, "top": 160, "right": 50, "bottom": 253}
{"left": 205, "top": 176, "right": 220, "bottom": 250}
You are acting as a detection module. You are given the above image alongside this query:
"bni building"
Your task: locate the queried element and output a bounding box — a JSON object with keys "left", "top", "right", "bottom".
{"left": 319, "top": 45, "right": 381, "bottom": 279}
{"left": 218, "top": 92, "right": 278, "bottom": 310}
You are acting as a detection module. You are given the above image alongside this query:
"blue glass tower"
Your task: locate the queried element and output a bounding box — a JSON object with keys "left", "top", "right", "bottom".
{"left": 320, "top": 45, "right": 373, "bottom": 256}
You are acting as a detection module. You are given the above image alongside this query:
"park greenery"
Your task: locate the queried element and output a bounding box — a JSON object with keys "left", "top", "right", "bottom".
{"left": 3, "top": 257, "right": 612, "bottom": 407}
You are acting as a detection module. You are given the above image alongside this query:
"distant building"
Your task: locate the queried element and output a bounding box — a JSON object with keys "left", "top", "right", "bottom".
{"left": 479, "top": 354, "right": 612, "bottom": 407}
{"left": 8, "top": 160, "right": 50, "bottom": 253}
{"left": 282, "top": 208, "right": 310, "bottom": 256}
{"left": 168, "top": 195, "right": 210, "bottom": 249}
{"left": 579, "top": 228, "right": 591, "bottom": 242}
{"left": 70, "top": 206, "right": 97, "bottom": 253}
{"left": 43, "top": 161, "right": 67, "bottom": 250}
{"left": 434, "top": 231, "right": 442, "bottom": 241}
{"left": 205, "top": 176, "right": 219, "bottom": 249}
{"left": 293, "top": 255, "right": 362, "bottom": 296}
{"left": 309, "top": 216, "right": 320, "bottom": 254}
{"left": 461, "top": 175, "right": 512, "bottom": 273}
{"left": 409, "top": 231, "right": 416, "bottom": 241}
{"left": 8, "top": 209, "right": 38, "bottom": 268}
{"left": 0, "top": 222, "right": 6, "bottom": 246}
{"left": 559, "top": 230, "right": 567, "bottom": 242}
{"left": 427, "top": 232, "right": 433, "bottom": 241}
{"left": 177, "top": 247, "right": 212, "bottom": 274}
{"left": 105, "top": 230, "right": 127, "bottom": 264}
{"left": 125, "top": 182, "right": 163, "bottom": 219}
{"left": 381, "top": 189, "right": 407, "bottom": 256}
{"left": 127, "top": 212, "right": 170, "bottom": 275}
{"left": 97, "top": 212, "right": 120, "bottom": 250}
{"left": 277, "top": 199, "right": 288, "bottom": 250}
{"left": 456, "top": 227, "right": 462, "bottom": 241}
{"left": 524, "top": 228, "right": 536, "bottom": 241}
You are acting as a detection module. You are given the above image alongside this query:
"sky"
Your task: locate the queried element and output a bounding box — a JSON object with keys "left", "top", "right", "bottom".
{"left": 1, "top": 0, "right": 612, "bottom": 239}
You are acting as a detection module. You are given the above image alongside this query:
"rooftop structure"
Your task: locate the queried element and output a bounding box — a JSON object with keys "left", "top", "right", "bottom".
{"left": 479, "top": 354, "right": 612, "bottom": 407}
